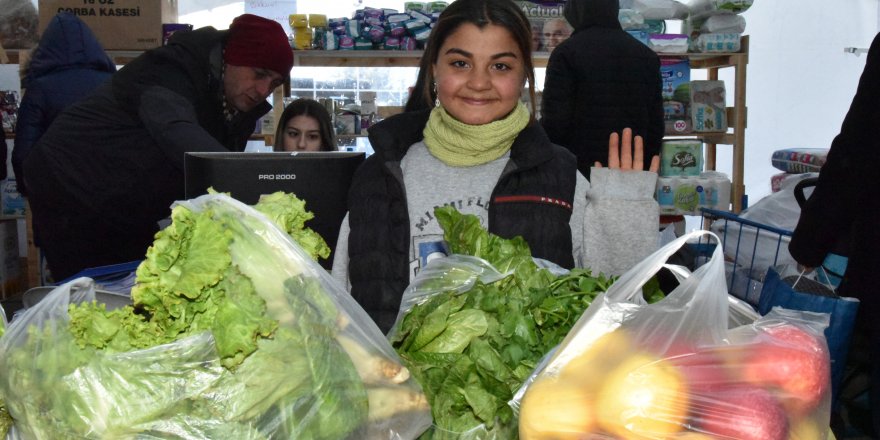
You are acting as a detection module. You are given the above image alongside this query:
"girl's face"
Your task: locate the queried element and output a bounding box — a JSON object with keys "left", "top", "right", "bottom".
{"left": 282, "top": 115, "right": 324, "bottom": 151}
{"left": 433, "top": 23, "right": 525, "bottom": 125}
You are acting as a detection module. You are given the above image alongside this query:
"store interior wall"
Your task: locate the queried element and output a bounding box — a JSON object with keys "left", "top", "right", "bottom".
{"left": 714, "top": 0, "right": 879, "bottom": 207}
{"left": 3, "top": 0, "right": 880, "bottom": 211}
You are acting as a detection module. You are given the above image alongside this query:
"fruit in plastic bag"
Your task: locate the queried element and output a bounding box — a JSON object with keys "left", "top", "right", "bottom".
{"left": 740, "top": 322, "right": 830, "bottom": 414}
{"left": 688, "top": 386, "right": 789, "bottom": 440}
{"left": 595, "top": 353, "right": 689, "bottom": 438}
{"left": 519, "top": 377, "right": 596, "bottom": 439}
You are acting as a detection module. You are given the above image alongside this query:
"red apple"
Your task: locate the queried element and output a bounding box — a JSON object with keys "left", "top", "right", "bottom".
{"left": 688, "top": 386, "right": 789, "bottom": 440}
{"left": 669, "top": 348, "right": 739, "bottom": 393}
{"left": 740, "top": 323, "right": 830, "bottom": 413}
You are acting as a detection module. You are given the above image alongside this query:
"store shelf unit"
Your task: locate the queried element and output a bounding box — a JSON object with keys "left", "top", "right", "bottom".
{"left": 663, "top": 35, "right": 749, "bottom": 213}
{"left": 292, "top": 37, "right": 749, "bottom": 212}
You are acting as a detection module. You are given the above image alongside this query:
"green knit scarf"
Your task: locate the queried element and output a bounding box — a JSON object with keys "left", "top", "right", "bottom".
{"left": 423, "top": 101, "right": 530, "bottom": 167}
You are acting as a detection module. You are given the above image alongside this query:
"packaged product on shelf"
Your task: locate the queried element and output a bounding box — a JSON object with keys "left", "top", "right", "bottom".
{"left": 699, "top": 170, "right": 732, "bottom": 211}
{"left": 632, "top": 0, "right": 690, "bottom": 20}
{"left": 655, "top": 173, "right": 730, "bottom": 215}
{"left": 648, "top": 33, "right": 689, "bottom": 53}
{"left": 626, "top": 29, "right": 651, "bottom": 46}
{"left": 309, "top": 14, "right": 328, "bottom": 27}
{"left": 0, "top": 179, "right": 24, "bottom": 216}
{"left": 657, "top": 176, "right": 701, "bottom": 215}
{"left": 338, "top": 36, "right": 355, "bottom": 50}
{"left": 693, "top": 32, "right": 741, "bottom": 52}
{"left": 771, "top": 147, "right": 828, "bottom": 173}
{"left": 687, "top": 0, "right": 755, "bottom": 20}
{"left": 404, "top": 1, "right": 427, "bottom": 12}
{"left": 699, "top": 13, "right": 746, "bottom": 33}
{"left": 660, "top": 138, "right": 703, "bottom": 177}
{"left": 661, "top": 58, "right": 692, "bottom": 135}
{"left": 293, "top": 26, "right": 313, "bottom": 50}
{"left": 289, "top": 13, "right": 308, "bottom": 28}
{"left": 413, "top": 26, "right": 432, "bottom": 43}
{"left": 619, "top": 8, "right": 646, "bottom": 29}
{"left": 427, "top": 1, "right": 449, "bottom": 12}
{"left": 322, "top": 31, "right": 338, "bottom": 50}
{"left": 691, "top": 79, "right": 727, "bottom": 132}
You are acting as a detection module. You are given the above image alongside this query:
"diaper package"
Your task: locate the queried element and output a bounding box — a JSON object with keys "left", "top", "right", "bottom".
{"left": 661, "top": 58, "right": 692, "bottom": 135}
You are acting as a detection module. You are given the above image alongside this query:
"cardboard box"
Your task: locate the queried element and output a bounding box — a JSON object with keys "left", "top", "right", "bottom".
{"left": 38, "top": 0, "right": 178, "bottom": 50}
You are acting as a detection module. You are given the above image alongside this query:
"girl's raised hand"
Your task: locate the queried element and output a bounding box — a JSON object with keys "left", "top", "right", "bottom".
{"left": 595, "top": 127, "right": 660, "bottom": 173}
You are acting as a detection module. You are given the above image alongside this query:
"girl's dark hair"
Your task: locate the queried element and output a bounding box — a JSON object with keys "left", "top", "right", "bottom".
{"left": 273, "top": 98, "right": 336, "bottom": 151}
{"left": 415, "top": 0, "right": 537, "bottom": 119}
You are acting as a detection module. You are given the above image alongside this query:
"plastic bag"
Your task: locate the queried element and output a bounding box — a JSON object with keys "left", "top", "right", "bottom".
{"left": 515, "top": 230, "right": 833, "bottom": 439}
{"left": 389, "top": 251, "right": 615, "bottom": 439}
{"left": 687, "top": 0, "right": 754, "bottom": 20}
{"left": 0, "top": 303, "right": 9, "bottom": 439}
{"left": 632, "top": 0, "right": 690, "bottom": 20}
{"left": 0, "top": 194, "right": 432, "bottom": 440}
{"left": 759, "top": 265, "right": 859, "bottom": 407}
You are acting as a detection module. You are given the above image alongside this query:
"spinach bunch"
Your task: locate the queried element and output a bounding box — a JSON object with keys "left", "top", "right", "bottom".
{"left": 391, "top": 206, "right": 616, "bottom": 439}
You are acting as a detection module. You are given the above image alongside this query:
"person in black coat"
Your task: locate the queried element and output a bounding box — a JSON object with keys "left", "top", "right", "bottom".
{"left": 23, "top": 14, "right": 293, "bottom": 281}
{"left": 540, "top": 0, "right": 663, "bottom": 178}
{"left": 789, "top": 32, "right": 880, "bottom": 437}
{"left": 13, "top": 12, "right": 116, "bottom": 197}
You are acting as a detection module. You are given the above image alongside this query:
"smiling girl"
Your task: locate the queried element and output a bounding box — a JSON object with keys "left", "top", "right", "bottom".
{"left": 332, "top": 0, "right": 661, "bottom": 332}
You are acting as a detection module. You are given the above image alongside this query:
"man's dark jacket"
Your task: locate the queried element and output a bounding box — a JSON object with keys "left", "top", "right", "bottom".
{"left": 23, "top": 26, "right": 271, "bottom": 279}
{"left": 347, "top": 109, "right": 577, "bottom": 332}
{"left": 540, "top": 0, "right": 663, "bottom": 178}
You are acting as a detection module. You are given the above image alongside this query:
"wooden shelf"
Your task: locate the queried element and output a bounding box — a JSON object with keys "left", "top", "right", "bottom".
{"left": 291, "top": 47, "right": 744, "bottom": 69}
{"left": 1, "top": 49, "right": 142, "bottom": 65}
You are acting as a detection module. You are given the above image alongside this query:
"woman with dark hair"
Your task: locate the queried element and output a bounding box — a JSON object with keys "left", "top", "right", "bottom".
{"left": 331, "top": 0, "right": 660, "bottom": 333}
{"left": 273, "top": 98, "right": 336, "bottom": 151}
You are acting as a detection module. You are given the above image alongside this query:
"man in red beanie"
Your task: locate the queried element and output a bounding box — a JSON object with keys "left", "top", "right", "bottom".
{"left": 23, "top": 14, "right": 294, "bottom": 281}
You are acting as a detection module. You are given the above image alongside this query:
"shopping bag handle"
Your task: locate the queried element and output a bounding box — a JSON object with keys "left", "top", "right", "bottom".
{"left": 605, "top": 230, "right": 721, "bottom": 304}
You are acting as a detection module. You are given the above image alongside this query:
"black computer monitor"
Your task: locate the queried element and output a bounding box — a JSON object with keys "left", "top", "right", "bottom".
{"left": 183, "top": 151, "right": 366, "bottom": 270}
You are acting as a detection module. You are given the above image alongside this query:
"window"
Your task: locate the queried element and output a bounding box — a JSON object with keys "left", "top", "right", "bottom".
{"left": 289, "top": 66, "right": 419, "bottom": 107}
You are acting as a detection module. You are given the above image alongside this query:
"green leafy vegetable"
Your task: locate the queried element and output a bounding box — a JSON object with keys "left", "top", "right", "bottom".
{"left": 0, "top": 315, "right": 10, "bottom": 438}
{"left": 392, "top": 206, "right": 618, "bottom": 439}
{"left": 0, "top": 192, "right": 406, "bottom": 439}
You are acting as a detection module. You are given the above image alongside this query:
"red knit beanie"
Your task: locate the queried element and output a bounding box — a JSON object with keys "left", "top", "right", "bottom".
{"left": 224, "top": 14, "right": 294, "bottom": 76}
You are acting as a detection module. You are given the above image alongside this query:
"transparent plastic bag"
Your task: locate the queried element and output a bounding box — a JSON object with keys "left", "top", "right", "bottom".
{"left": 0, "top": 194, "right": 432, "bottom": 440}
{"left": 514, "top": 230, "right": 833, "bottom": 439}
{"left": 389, "top": 249, "right": 613, "bottom": 439}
